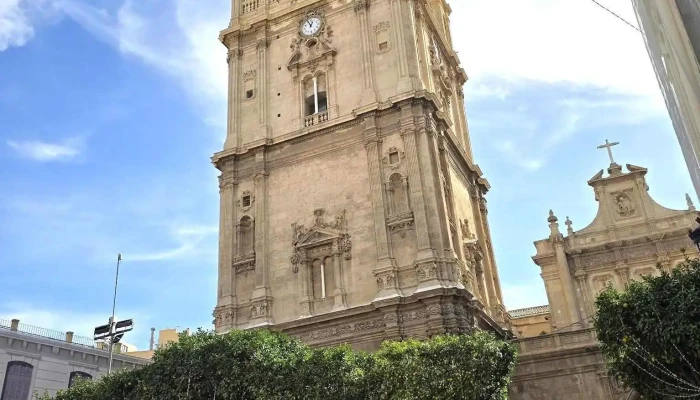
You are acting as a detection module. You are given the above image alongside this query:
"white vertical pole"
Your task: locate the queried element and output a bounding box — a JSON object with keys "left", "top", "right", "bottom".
{"left": 320, "top": 263, "right": 326, "bottom": 299}
{"left": 108, "top": 253, "right": 121, "bottom": 375}
{"left": 313, "top": 76, "right": 319, "bottom": 114}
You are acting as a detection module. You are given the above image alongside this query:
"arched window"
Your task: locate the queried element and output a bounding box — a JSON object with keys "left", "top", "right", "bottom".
{"left": 304, "top": 74, "right": 328, "bottom": 116}
{"left": 1, "top": 361, "right": 33, "bottom": 400}
{"left": 311, "top": 256, "right": 335, "bottom": 300}
{"left": 388, "top": 173, "right": 409, "bottom": 215}
{"left": 68, "top": 371, "right": 92, "bottom": 388}
{"left": 238, "top": 216, "right": 255, "bottom": 256}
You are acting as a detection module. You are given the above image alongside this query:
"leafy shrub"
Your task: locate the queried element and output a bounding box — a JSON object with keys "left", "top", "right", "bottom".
{"left": 594, "top": 257, "right": 700, "bottom": 399}
{"left": 42, "top": 329, "right": 516, "bottom": 400}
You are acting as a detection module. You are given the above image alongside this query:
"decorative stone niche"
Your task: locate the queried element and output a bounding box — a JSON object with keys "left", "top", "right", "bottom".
{"left": 290, "top": 209, "right": 351, "bottom": 316}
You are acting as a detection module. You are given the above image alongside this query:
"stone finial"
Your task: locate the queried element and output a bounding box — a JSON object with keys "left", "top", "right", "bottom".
{"left": 565, "top": 216, "right": 574, "bottom": 235}
{"left": 548, "top": 210, "right": 561, "bottom": 237}
{"left": 686, "top": 193, "right": 696, "bottom": 211}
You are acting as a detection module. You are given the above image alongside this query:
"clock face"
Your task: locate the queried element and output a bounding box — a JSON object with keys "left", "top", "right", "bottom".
{"left": 301, "top": 17, "right": 322, "bottom": 36}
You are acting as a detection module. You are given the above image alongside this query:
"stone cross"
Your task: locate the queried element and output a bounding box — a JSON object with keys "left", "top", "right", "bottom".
{"left": 597, "top": 139, "right": 620, "bottom": 165}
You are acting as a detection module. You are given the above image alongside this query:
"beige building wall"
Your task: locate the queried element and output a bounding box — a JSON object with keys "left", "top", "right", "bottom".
{"left": 508, "top": 160, "right": 699, "bottom": 399}
{"left": 212, "top": 0, "right": 510, "bottom": 348}
{"left": 632, "top": 0, "right": 700, "bottom": 200}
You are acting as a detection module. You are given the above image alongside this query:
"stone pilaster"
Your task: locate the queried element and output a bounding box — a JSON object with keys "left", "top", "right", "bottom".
{"left": 251, "top": 149, "right": 272, "bottom": 326}
{"left": 224, "top": 37, "right": 241, "bottom": 150}
{"left": 389, "top": 0, "right": 417, "bottom": 92}
{"left": 218, "top": 172, "right": 237, "bottom": 307}
{"left": 573, "top": 268, "right": 592, "bottom": 328}
{"left": 354, "top": 0, "right": 377, "bottom": 105}
{"left": 256, "top": 35, "right": 269, "bottom": 138}
{"left": 400, "top": 120, "right": 434, "bottom": 262}
{"left": 614, "top": 261, "right": 629, "bottom": 286}
{"left": 364, "top": 118, "right": 400, "bottom": 300}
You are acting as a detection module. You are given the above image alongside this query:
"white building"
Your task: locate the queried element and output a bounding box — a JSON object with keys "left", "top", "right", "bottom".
{"left": 632, "top": 0, "right": 700, "bottom": 200}
{"left": 0, "top": 318, "right": 148, "bottom": 399}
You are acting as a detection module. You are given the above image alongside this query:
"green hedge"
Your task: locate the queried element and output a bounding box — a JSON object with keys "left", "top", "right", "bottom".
{"left": 36, "top": 329, "right": 516, "bottom": 400}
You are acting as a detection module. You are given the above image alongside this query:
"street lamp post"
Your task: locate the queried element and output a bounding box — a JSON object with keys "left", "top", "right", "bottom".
{"left": 94, "top": 254, "right": 133, "bottom": 374}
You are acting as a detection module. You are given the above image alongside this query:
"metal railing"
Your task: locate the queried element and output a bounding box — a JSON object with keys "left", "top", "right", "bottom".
{"left": 0, "top": 319, "right": 128, "bottom": 354}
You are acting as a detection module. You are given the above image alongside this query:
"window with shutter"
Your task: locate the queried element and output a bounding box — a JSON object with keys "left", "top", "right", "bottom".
{"left": 1, "top": 361, "right": 33, "bottom": 400}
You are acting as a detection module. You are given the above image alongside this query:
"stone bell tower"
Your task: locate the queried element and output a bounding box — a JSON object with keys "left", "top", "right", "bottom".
{"left": 212, "top": 0, "right": 509, "bottom": 349}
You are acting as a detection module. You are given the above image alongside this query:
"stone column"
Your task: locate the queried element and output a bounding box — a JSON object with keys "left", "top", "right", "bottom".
{"left": 389, "top": 0, "right": 415, "bottom": 92}
{"left": 218, "top": 173, "right": 237, "bottom": 307}
{"left": 400, "top": 123, "right": 433, "bottom": 260}
{"left": 299, "top": 257, "right": 312, "bottom": 317}
{"left": 251, "top": 150, "right": 272, "bottom": 326}
{"left": 416, "top": 117, "right": 449, "bottom": 260}
{"left": 478, "top": 199, "right": 505, "bottom": 304}
{"left": 256, "top": 36, "right": 269, "bottom": 138}
{"left": 552, "top": 235, "right": 581, "bottom": 328}
{"left": 475, "top": 259, "right": 490, "bottom": 309}
{"left": 573, "top": 268, "right": 592, "bottom": 327}
{"left": 224, "top": 38, "right": 240, "bottom": 150}
{"left": 364, "top": 119, "right": 399, "bottom": 300}
{"left": 354, "top": 0, "right": 377, "bottom": 104}
{"left": 614, "top": 261, "right": 630, "bottom": 286}
{"left": 470, "top": 190, "right": 499, "bottom": 310}
{"left": 332, "top": 245, "right": 347, "bottom": 310}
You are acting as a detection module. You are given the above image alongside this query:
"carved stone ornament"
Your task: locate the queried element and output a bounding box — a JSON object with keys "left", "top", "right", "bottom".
{"left": 382, "top": 146, "right": 405, "bottom": 170}
{"left": 611, "top": 190, "right": 636, "bottom": 217}
{"left": 243, "top": 70, "right": 257, "bottom": 81}
{"left": 288, "top": 10, "right": 335, "bottom": 79}
{"left": 375, "top": 272, "right": 396, "bottom": 289}
{"left": 374, "top": 21, "right": 390, "bottom": 33}
{"left": 593, "top": 275, "right": 615, "bottom": 294}
{"left": 236, "top": 190, "right": 255, "bottom": 212}
{"left": 250, "top": 300, "right": 270, "bottom": 319}
{"left": 296, "top": 319, "right": 385, "bottom": 342}
{"left": 386, "top": 211, "right": 414, "bottom": 238}
{"left": 353, "top": 0, "right": 370, "bottom": 13}
{"left": 460, "top": 219, "right": 476, "bottom": 240}
{"left": 233, "top": 254, "right": 255, "bottom": 276}
{"left": 414, "top": 261, "right": 438, "bottom": 282}
{"left": 290, "top": 209, "right": 351, "bottom": 273}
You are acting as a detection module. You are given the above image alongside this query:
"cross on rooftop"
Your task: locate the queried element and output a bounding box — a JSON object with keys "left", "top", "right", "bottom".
{"left": 597, "top": 139, "right": 620, "bottom": 165}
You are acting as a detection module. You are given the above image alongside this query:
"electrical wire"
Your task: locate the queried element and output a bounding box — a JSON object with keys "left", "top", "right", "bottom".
{"left": 590, "top": 0, "right": 642, "bottom": 33}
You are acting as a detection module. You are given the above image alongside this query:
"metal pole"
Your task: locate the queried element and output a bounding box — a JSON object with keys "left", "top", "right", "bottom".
{"left": 108, "top": 253, "right": 121, "bottom": 374}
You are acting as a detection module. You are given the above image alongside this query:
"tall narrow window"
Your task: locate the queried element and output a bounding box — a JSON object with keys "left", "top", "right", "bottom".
{"left": 1, "top": 361, "right": 33, "bottom": 400}
{"left": 68, "top": 372, "right": 92, "bottom": 388}
{"left": 311, "top": 256, "right": 335, "bottom": 300}
{"left": 304, "top": 74, "right": 328, "bottom": 116}
{"left": 238, "top": 216, "right": 255, "bottom": 256}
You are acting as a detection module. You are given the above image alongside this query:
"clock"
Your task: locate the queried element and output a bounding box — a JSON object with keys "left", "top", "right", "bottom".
{"left": 300, "top": 16, "right": 323, "bottom": 37}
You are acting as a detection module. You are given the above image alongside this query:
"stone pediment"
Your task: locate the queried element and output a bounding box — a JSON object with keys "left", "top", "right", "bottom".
{"left": 295, "top": 227, "right": 340, "bottom": 249}
{"left": 568, "top": 163, "right": 698, "bottom": 248}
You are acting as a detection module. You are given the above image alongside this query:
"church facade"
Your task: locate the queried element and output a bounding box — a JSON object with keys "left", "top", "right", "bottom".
{"left": 211, "top": 0, "right": 510, "bottom": 350}
{"left": 508, "top": 157, "right": 699, "bottom": 400}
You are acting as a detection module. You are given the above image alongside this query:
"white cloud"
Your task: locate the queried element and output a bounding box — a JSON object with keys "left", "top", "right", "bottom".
{"left": 125, "top": 224, "right": 218, "bottom": 262}
{"left": 7, "top": 137, "right": 83, "bottom": 162}
{"left": 57, "top": 0, "right": 228, "bottom": 126}
{"left": 0, "top": 0, "right": 35, "bottom": 51}
{"left": 452, "top": 0, "right": 661, "bottom": 103}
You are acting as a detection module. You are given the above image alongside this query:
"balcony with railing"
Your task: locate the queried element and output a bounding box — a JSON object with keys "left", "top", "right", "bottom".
{"left": 0, "top": 318, "right": 129, "bottom": 354}
{"left": 304, "top": 110, "right": 329, "bottom": 128}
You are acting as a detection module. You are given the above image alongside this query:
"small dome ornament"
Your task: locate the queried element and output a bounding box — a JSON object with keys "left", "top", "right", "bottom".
{"left": 547, "top": 210, "right": 558, "bottom": 223}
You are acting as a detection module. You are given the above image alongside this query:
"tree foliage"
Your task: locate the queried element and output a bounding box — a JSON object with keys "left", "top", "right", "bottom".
{"left": 594, "top": 257, "right": 700, "bottom": 399}
{"left": 38, "top": 329, "right": 516, "bottom": 400}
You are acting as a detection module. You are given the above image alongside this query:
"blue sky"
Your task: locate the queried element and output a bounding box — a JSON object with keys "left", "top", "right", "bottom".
{"left": 0, "top": 0, "right": 694, "bottom": 349}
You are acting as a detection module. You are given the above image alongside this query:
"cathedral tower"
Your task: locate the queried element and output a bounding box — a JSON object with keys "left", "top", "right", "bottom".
{"left": 212, "top": 0, "right": 508, "bottom": 348}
